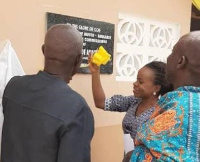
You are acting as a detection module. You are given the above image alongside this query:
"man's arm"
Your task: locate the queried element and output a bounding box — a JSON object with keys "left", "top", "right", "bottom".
{"left": 2, "top": 76, "right": 20, "bottom": 113}
{"left": 57, "top": 106, "right": 94, "bottom": 162}
{"left": 131, "top": 145, "right": 156, "bottom": 161}
{"left": 131, "top": 109, "right": 188, "bottom": 161}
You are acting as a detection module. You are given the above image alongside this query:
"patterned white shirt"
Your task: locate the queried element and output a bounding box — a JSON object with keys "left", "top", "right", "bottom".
{"left": 105, "top": 95, "right": 155, "bottom": 139}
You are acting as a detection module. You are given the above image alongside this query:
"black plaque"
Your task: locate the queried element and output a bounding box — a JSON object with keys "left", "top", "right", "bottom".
{"left": 47, "top": 12, "right": 114, "bottom": 74}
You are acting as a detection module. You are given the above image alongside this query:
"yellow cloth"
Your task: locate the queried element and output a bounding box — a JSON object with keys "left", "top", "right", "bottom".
{"left": 193, "top": 0, "right": 200, "bottom": 10}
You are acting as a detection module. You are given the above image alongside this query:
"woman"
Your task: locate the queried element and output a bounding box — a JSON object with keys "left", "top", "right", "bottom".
{"left": 88, "top": 55, "right": 173, "bottom": 159}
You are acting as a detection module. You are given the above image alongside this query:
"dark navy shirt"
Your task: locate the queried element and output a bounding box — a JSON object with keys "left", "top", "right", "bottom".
{"left": 1, "top": 71, "right": 94, "bottom": 162}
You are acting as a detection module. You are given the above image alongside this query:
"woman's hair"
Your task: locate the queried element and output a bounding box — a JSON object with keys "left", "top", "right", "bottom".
{"left": 144, "top": 61, "right": 173, "bottom": 96}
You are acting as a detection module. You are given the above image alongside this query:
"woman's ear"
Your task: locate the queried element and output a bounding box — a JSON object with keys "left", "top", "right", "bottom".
{"left": 177, "top": 55, "right": 187, "bottom": 69}
{"left": 155, "top": 85, "right": 161, "bottom": 94}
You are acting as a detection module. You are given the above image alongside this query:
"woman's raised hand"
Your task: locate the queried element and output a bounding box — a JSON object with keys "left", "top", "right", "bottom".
{"left": 88, "top": 52, "right": 100, "bottom": 73}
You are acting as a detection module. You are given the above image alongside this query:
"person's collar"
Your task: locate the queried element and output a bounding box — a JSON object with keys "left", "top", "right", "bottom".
{"left": 176, "top": 86, "right": 200, "bottom": 92}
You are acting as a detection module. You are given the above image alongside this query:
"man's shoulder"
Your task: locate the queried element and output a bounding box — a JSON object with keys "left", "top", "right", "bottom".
{"left": 9, "top": 74, "right": 36, "bottom": 82}
{"left": 66, "top": 88, "right": 89, "bottom": 107}
{"left": 5, "top": 74, "right": 36, "bottom": 90}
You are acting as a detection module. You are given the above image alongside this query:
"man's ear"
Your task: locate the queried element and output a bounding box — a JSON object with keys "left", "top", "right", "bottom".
{"left": 177, "top": 55, "right": 187, "bottom": 69}
{"left": 41, "top": 45, "right": 45, "bottom": 55}
{"left": 72, "top": 54, "right": 82, "bottom": 75}
{"left": 74, "top": 54, "right": 82, "bottom": 67}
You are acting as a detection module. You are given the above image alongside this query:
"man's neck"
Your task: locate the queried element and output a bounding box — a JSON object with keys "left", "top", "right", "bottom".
{"left": 43, "top": 69, "right": 71, "bottom": 84}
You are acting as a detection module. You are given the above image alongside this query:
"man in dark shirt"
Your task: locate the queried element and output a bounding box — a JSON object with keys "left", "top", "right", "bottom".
{"left": 1, "top": 24, "right": 94, "bottom": 162}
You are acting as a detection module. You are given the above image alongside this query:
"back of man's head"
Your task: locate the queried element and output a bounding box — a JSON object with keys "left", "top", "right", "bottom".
{"left": 42, "top": 24, "right": 83, "bottom": 83}
{"left": 167, "top": 31, "right": 200, "bottom": 88}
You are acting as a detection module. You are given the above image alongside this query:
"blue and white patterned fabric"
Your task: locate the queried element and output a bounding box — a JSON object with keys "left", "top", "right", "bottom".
{"left": 131, "top": 86, "right": 200, "bottom": 162}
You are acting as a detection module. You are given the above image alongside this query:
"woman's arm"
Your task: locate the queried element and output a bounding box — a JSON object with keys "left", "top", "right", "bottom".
{"left": 88, "top": 53, "right": 106, "bottom": 109}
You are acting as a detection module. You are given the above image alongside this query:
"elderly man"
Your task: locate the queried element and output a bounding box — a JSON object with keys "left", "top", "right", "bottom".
{"left": 1, "top": 24, "right": 94, "bottom": 162}
{"left": 130, "top": 31, "right": 200, "bottom": 161}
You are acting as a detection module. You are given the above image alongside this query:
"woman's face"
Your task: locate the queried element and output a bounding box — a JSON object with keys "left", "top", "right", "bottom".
{"left": 133, "top": 67, "right": 158, "bottom": 99}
